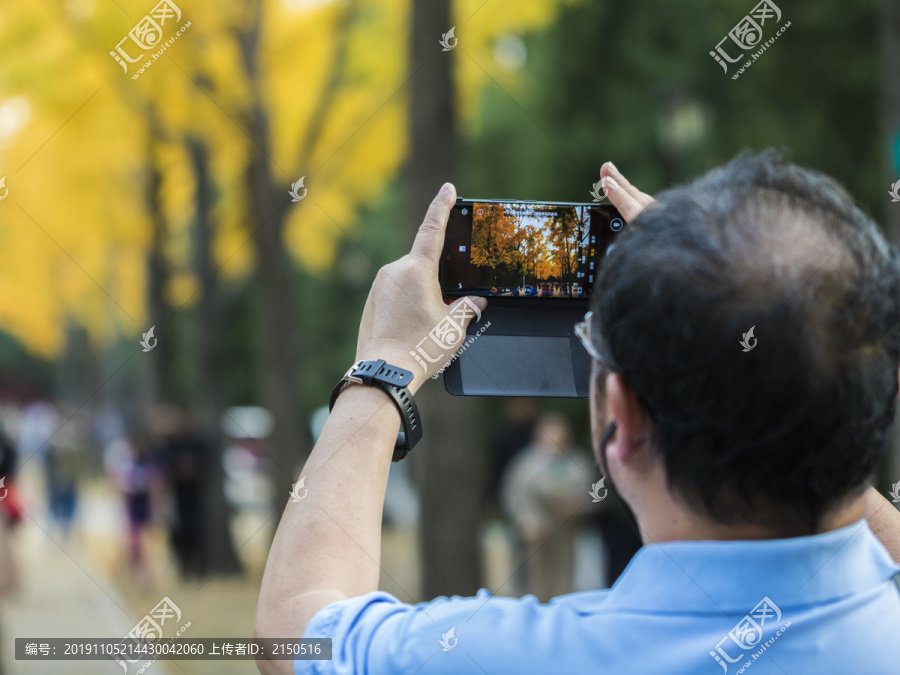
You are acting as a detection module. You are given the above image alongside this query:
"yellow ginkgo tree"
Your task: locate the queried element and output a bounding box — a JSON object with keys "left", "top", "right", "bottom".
{"left": 0, "top": 0, "right": 585, "bottom": 545}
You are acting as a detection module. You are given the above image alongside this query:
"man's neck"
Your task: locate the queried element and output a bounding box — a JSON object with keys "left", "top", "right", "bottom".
{"left": 634, "top": 493, "right": 868, "bottom": 545}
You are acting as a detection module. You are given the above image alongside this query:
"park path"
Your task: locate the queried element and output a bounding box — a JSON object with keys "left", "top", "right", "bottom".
{"left": 1, "top": 463, "right": 177, "bottom": 675}
{"left": 0, "top": 461, "right": 540, "bottom": 675}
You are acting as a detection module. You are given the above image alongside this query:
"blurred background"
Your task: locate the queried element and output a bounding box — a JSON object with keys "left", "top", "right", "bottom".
{"left": 1, "top": 0, "right": 900, "bottom": 672}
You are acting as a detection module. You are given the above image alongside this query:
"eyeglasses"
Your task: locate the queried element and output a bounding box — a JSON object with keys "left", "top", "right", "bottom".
{"left": 577, "top": 312, "right": 656, "bottom": 419}
{"left": 574, "top": 311, "right": 608, "bottom": 365}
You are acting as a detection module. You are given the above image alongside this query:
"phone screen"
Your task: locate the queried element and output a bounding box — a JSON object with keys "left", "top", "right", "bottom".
{"left": 441, "top": 200, "right": 624, "bottom": 299}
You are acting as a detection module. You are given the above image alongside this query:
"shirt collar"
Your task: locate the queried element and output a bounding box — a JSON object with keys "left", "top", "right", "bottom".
{"left": 567, "top": 519, "right": 899, "bottom": 617}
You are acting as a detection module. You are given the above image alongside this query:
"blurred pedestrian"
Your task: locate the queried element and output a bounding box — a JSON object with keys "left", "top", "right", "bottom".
{"left": 0, "top": 428, "right": 22, "bottom": 675}
{"left": 18, "top": 400, "right": 59, "bottom": 464}
{"left": 149, "top": 406, "right": 208, "bottom": 579}
{"left": 105, "top": 433, "right": 161, "bottom": 586}
{"left": 487, "top": 398, "right": 537, "bottom": 514}
{"left": 500, "top": 412, "right": 590, "bottom": 602}
{"left": 487, "top": 399, "right": 538, "bottom": 592}
{"left": 44, "top": 407, "right": 90, "bottom": 540}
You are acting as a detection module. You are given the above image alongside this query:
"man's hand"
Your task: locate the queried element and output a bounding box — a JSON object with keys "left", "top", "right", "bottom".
{"left": 600, "top": 162, "right": 655, "bottom": 222}
{"left": 355, "top": 182, "right": 486, "bottom": 393}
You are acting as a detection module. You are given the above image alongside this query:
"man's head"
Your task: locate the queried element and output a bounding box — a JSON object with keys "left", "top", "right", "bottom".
{"left": 533, "top": 412, "right": 570, "bottom": 455}
{"left": 589, "top": 152, "right": 900, "bottom": 537}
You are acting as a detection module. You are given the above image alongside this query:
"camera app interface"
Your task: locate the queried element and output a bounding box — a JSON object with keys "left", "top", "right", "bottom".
{"left": 442, "top": 202, "right": 621, "bottom": 298}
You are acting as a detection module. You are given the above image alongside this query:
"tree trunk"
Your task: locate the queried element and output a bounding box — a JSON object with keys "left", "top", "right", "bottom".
{"left": 144, "top": 130, "right": 177, "bottom": 407}
{"left": 409, "top": 0, "right": 487, "bottom": 600}
{"left": 250, "top": 166, "right": 304, "bottom": 516}
{"left": 237, "top": 4, "right": 308, "bottom": 517}
{"left": 188, "top": 136, "right": 242, "bottom": 575}
{"left": 235, "top": 0, "right": 356, "bottom": 520}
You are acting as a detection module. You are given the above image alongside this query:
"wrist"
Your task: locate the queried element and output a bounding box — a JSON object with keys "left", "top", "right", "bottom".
{"left": 332, "top": 381, "right": 402, "bottom": 419}
{"left": 326, "top": 384, "right": 404, "bottom": 464}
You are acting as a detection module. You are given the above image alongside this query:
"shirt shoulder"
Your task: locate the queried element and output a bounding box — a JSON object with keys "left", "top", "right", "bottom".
{"left": 298, "top": 588, "right": 613, "bottom": 675}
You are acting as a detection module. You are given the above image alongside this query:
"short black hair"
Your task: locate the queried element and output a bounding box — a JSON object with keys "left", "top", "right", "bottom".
{"left": 591, "top": 151, "right": 900, "bottom": 535}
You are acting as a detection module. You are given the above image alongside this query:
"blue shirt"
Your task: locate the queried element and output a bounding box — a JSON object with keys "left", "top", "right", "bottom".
{"left": 299, "top": 519, "right": 900, "bottom": 674}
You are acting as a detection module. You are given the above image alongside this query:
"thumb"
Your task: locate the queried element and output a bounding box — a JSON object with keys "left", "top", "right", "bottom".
{"left": 410, "top": 182, "right": 457, "bottom": 265}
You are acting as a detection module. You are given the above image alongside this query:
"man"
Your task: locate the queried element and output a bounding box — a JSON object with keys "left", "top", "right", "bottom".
{"left": 500, "top": 412, "right": 591, "bottom": 601}
{"left": 255, "top": 154, "right": 900, "bottom": 674}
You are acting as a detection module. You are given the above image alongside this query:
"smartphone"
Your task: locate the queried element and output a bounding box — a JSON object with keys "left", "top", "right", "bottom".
{"left": 440, "top": 199, "right": 625, "bottom": 299}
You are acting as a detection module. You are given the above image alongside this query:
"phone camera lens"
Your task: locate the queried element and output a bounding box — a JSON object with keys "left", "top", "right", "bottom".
{"left": 610, "top": 218, "right": 624, "bottom": 232}
{"left": 461, "top": 208, "right": 468, "bottom": 215}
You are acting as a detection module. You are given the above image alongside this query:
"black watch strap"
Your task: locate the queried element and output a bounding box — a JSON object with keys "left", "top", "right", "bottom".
{"left": 328, "top": 359, "right": 422, "bottom": 462}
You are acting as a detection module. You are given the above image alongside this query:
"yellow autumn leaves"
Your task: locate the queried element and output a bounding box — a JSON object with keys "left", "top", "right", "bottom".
{"left": 0, "top": 0, "right": 583, "bottom": 357}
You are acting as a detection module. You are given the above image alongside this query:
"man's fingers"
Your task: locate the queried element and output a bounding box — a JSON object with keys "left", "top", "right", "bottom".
{"left": 410, "top": 183, "right": 457, "bottom": 265}
{"left": 601, "top": 175, "right": 645, "bottom": 222}
{"left": 448, "top": 295, "right": 488, "bottom": 333}
{"left": 601, "top": 162, "right": 654, "bottom": 208}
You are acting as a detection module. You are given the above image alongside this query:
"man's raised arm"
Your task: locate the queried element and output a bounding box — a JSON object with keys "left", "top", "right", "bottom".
{"left": 253, "top": 184, "right": 483, "bottom": 674}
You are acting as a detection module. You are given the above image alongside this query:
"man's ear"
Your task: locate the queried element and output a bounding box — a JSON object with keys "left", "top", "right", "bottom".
{"left": 605, "top": 372, "right": 650, "bottom": 464}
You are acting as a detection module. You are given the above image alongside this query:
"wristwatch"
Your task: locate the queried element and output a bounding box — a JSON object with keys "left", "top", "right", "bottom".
{"left": 328, "top": 359, "right": 423, "bottom": 462}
